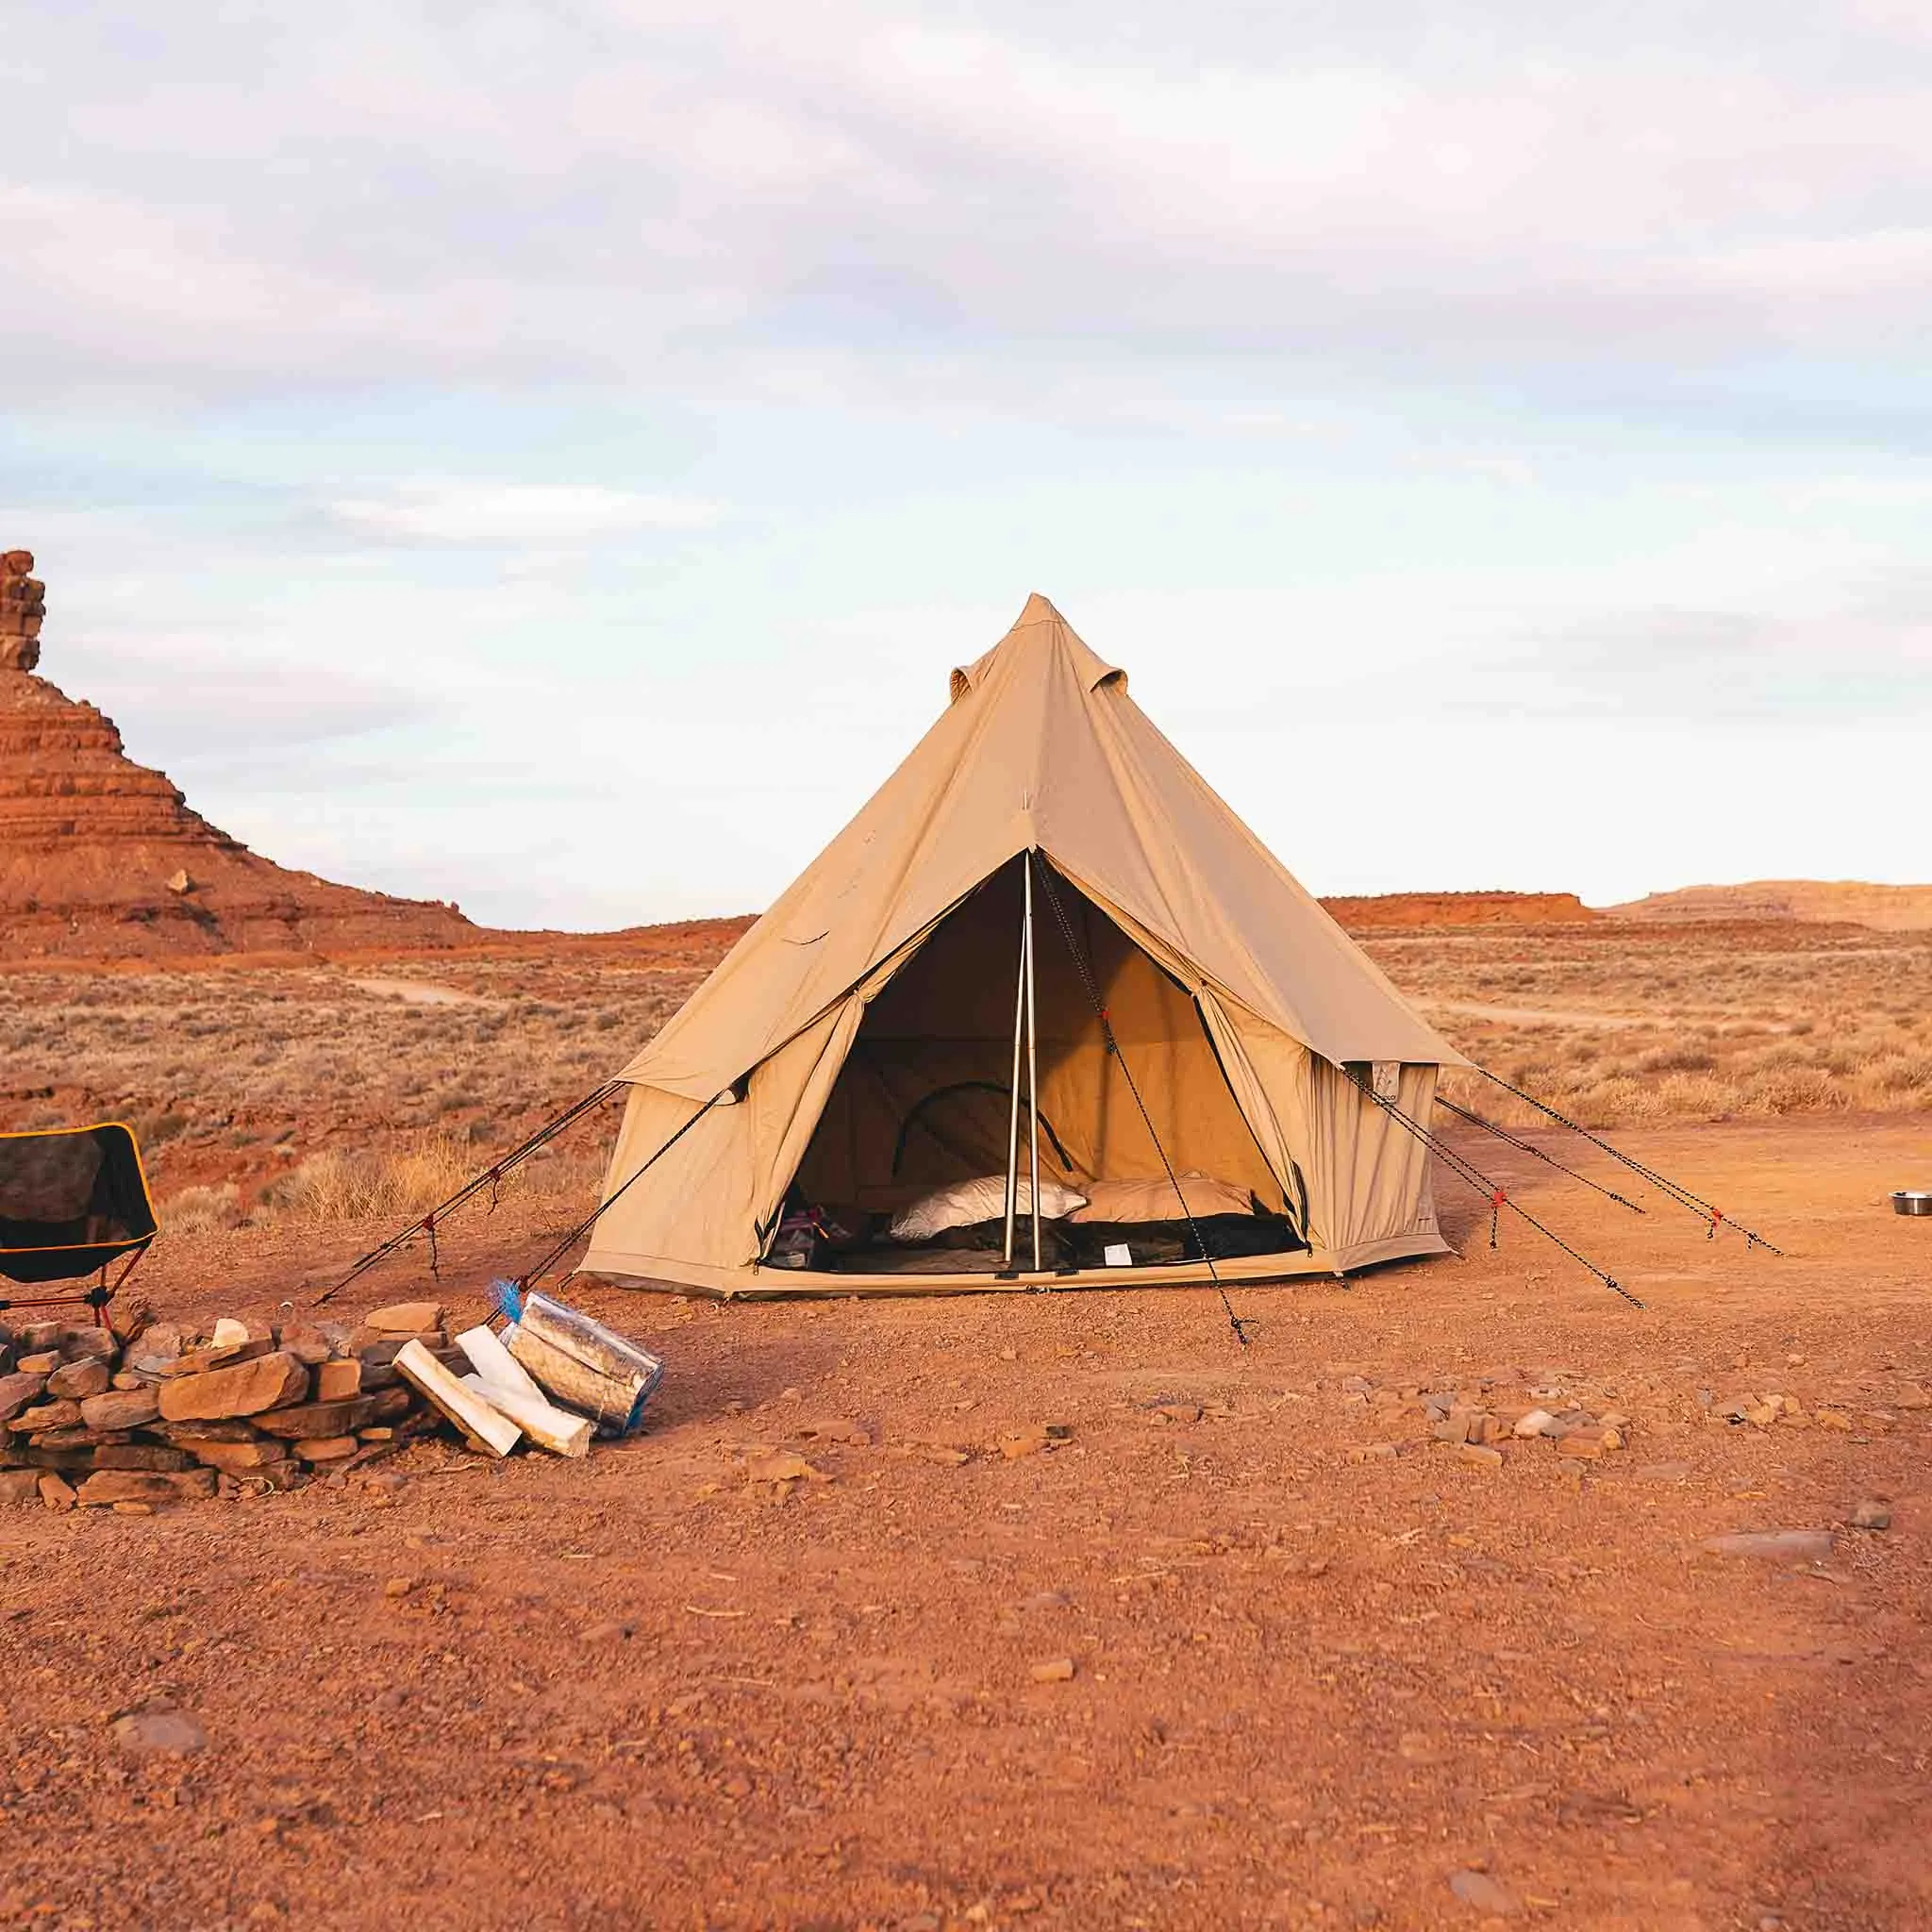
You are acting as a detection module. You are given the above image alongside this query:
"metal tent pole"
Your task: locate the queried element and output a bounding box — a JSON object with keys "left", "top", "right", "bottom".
{"left": 1024, "top": 853, "right": 1042, "bottom": 1272}
{"left": 1001, "top": 860, "right": 1028, "bottom": 1267}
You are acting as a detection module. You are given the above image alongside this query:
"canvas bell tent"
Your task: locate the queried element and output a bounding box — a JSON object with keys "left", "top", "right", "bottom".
{"left": 580, "top": 594, "right": 1467, "bottom": 1298}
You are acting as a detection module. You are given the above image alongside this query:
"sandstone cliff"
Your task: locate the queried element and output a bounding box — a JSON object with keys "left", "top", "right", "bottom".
{"left": 0, "top": 549, "right": 479, "bottom": 960}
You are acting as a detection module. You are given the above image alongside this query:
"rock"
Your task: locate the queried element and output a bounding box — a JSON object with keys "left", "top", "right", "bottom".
{"left": 157, "top": 1351, "right": 309, "bottom": 1422}
{"left": 293, "top": 1436, "right": 359, "bottom": 1462}
{"left": 364, "top": 1301, "right": 444, "bottom": 1336}
{"left": 1513, "top": 1408, "right": 1557, "bottom": 1438}
{"left": 315, "top": 1359, "right": 362, "bottom": 1401}
{"left": 162, "top": 1337, "right": 275, "bottom": 1376}
{"left": 1348, "top": 1443, "right": 1399, "bottom": 1462}
{"left": 187, "top": 1438, "right": 291, "bottom": 1474}
{"left": 1000, "top": 1427, "right": 1053, "bottom": 1459}
{"left": 125, "top": 1324, "right": 190, "bottom": 1376}
{"left": 1043, "top": 1422, "right": 1074, "bottom": 1441}
{"left": 55, "top": 1324, "right": 118, "bottom": 1362}
{"left": 1851, "top": 1500, "right": 1892, "bottom": 1531}
{"left": 0, "top": 1469, "right": 41, "bottom": 1506}
{"left": 7, "top": 1399, "right": 82, "bottom": 1434}
{"left": 19, "top": 1320, "right": 65, "bottom": 1350}
{"left": 0, "top": 1371, "right": 48, "bottom": 1424}
{"left": 109, "top": 1709, "right": 207, "bottom": 1755}
{"left": 1813, "top": 1408, "right": 1853, "bottom": 1431}
{"left": 79, "top": 1387, "right": 161, "bottom": 1430}
{"left": 38, "top": 1473, "right": 76, "bottom": 1511}
{"left": 1557, "top": 1434, "right": 1607, "bottom": 1460}
{"left": 1431, "top": 1416, "right": 1473, "bottom": 1444}
{"left": 252, "top": 1396, "right": 378, "bottom": 1440}
{"left": 209, "top": 1318, "right": 254, "bottom": 1347}
{"left": 1448, "top": 1869, "right": 1516, "bottom": 1914}
{"left": 90, "top": 1444, "right": 196, "bottom": 1473}
{"left": 580, "top": 1620, "right": 639, "bottom": 1644}
{"left": 158, "top": 1417, "right": 265, "bottom": 1443}
{"left": 112, "top": 1501, "right": 154, "bottom": 1515}
{"left": 1457, "top": 1443, "right": 1504, "bottom": 1470}
{"left": 76, "top": 1469, "right": 217, "bottom": 1507}
{"left": 1895, "top": 1383, "right": 1931, "bottom": 1410}
{"left": 794, "top": 1417, "right": 870, "bottom": 1445}
{"left": 899, "top": 1442, "right": 972, "bottom": 1467}
{"left": 1029, "top": 1657, "right": 1076, "bottom": 1683}
{"left": 46, "top": 1357, "right": 109, "bottom": 1399}
{"left": 745, "top": 1451, "right": 831, "bottom": 1485}
{"left": 275, "top": 1322, "right": 341, "bottom": 1366}
{"left": 1151, "top": 1402, "right": 1201, "bottom": 1424}
{"left": 16, "top": 1350, "right": 59, "bottom": 1375}
{"left": 1703, "top": 1529, "right": 1834, "bottom": 1563}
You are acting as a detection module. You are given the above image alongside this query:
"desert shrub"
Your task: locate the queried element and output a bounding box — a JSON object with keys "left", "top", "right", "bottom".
{"left": 162, "top": 1182, "right": 245, "bottom": 1234}
{"left": 258, "top": 1132, "right": 478, "bottom": 1224}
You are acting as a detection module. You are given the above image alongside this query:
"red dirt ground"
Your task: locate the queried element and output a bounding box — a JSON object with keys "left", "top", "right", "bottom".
{"left": 5, "top": 1114, "right": 1929, "bottom": 1931}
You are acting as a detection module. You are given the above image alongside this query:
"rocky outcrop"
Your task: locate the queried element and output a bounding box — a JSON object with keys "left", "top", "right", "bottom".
{"left": 1321, "top": 891, "right": 1602, "bottom": 931}
{"left": 1610, "top": 881, "right": 1932, "bottom": 932}
{"left": 0, "top": 548, "right": 479, "bottom": 960}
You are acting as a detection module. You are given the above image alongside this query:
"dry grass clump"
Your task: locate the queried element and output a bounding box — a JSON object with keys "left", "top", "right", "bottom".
{"left": 160, "top": 1181, "right": 246, "bottom": 1233}
{"left": 1393, "top": 922, "right": 1932, "bottom": 1126}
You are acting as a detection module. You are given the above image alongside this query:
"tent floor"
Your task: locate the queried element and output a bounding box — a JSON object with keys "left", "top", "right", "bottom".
{"left": 580, "top": 1229, "right": 1452, "bottom": 1300}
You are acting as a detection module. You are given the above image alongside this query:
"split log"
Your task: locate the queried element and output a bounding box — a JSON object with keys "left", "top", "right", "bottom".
{"left": 393, "top": 1341, "right": 520, "bottom": 1457}
{"left": 456, "top": 1374, "right": 591, "bottom": 1458}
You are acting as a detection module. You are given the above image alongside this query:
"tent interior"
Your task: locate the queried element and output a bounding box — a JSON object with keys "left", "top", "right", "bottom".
{"left": 778, "top": 857, "right": 1310, "bottom": 1274}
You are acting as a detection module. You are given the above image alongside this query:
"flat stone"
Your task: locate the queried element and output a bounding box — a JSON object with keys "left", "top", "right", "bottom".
{"left": 252, "top": 1396, "right": 378, "bottom": 1440}
{"left": 275, "top": 1322, "right": 341, "bottom": 1366}
{"left": 794, "top": 1417, "right": 870, "bottom": 1445}
{"left": 745, "top": 1451, "right": 831, "bottom": 1485}
{"left": 0, "top": 1372, "right": 48, "bottom": 1424}
{"left": 1813, "top": 1408, "right": 1853, "bottom": 1431}
{"left": 158, "top": 1417, "right": 265, "bottom": 1443}
{"left": 46, "top": 1357, "right": 109, "bottom": 1399}
{"left": 157, "top": 1351, "right": 309, "bottom": 1422}
{"left": 125, "top": 1324, "right": 190, "bottom": 1376}
{"left": 80, "top": 1387, "right": 161, "bottom": 1431}
{"left": 76, "top": 1469, "right": 217, "bottom": 1507}
{"left": 110, "top": 1709, "right": 207, "bottom": 1755}
{"left": 186, "top": 1438, "right": 291, "bottom": 1474}
{"left": 294, "top": 1436, "right": 360, "bottom": 1462}
{"left": 1557, "top": 1434, "right": 1607, "bottom": 1460}
{"left": 363, "top": 1301, "right": 444, "bottom": 1336}
{"left": 999, "top": 1427, "right": 1052, "bottom": 1459}
{"left": 38, "top": 1474, "right": 76, "bottom": 1511}
{"left": 91, "top": 1444, "right": 197, "bottom": 1473}
{"left": 1851, "top": 1500, "right": 1892, "bottom": 1531}
{"left": 16, "top": 1351, "right": 59, "bottom": 1375}
{"left": 1457, "top": 1443, "right": 1505, "bottom": 1470}
{"left": 1513, "top": 1407, "right": 1558, "bottom": 1438}
{"left": 1703, "top": 1529, "right": 1834, "bottom": 1563}
{"left": 1029, "top": 1657, "right": 1076, "bottom": 1683}
{"left": 1347, "top": 1443, "right": 1399, "bottom": 1462}
{"left": 161, "top": 1337, "right": 275, "bottom": 1377}
{"left": 0, "top": 1469, "right": 41, "bottom": 1507}
{"left": 7, "top": 1400, "right": 82, "bottom": 1435}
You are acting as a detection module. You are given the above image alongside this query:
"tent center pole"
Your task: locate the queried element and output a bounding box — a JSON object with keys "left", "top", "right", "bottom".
{"left": 1001, "top": 860, "right": 1028, "bottom": 1267}
{"left": 1024, "top": 853, "right": 1042, "bottom": 1272}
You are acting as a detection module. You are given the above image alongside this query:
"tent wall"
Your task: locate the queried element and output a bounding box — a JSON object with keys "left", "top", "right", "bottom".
{"left": 585, "top": 1005, "right": 865, "bottom": 1277}
{"left": 791, "top": 862, "right": 1288, "bottom": 1218}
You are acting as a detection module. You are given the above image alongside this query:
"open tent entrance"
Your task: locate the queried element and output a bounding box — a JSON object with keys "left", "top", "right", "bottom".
{"left": 782, "top": 856, "right": 1309, "bottom": 1275}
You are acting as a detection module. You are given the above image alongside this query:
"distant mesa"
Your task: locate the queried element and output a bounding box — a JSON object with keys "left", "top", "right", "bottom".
{"left": 0, "top": 547, "right": 479, "bottom": 961}
{"left": 1610, "top": 881, "right": 1932, "bottom": 932}
{"left": 1320, "top": 891, "right": 1601, "bottom": 931}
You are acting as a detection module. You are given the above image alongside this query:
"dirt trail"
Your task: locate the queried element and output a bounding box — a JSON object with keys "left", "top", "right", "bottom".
{"left": 4, "top": 1116, "right": 1930, "bottom": 1930}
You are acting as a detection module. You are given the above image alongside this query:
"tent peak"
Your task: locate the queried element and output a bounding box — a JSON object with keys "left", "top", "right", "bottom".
{"left": 950, "top": 593, "right": 1125, "bottom": 704}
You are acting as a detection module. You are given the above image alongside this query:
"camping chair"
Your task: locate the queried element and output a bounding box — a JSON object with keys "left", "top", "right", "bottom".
{"left": 0, "top": 1123, "right": 158, "bottom": 1323}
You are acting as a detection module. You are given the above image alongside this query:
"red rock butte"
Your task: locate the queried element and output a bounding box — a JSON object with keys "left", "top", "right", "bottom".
{"left": 0, "top": 548, "right": 478, "bottom": 960}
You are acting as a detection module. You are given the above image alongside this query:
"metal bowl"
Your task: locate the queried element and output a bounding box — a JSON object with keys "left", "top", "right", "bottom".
{"left": 1894, "top": 1191, "right": 1932, "bottom": 1217}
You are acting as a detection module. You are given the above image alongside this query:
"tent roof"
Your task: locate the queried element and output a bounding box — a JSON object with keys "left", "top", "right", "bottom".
{"left": 622, "top": 593, "right": 1462, "bottom": 1100}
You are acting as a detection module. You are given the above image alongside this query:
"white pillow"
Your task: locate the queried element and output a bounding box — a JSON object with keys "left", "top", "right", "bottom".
{"left": 889, "top": 1174, "right": 1089, "bottom": 1242}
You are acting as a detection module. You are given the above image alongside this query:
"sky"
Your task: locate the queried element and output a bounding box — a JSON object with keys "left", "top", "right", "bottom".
{"left": 3, "top": 1, "right": 1928, "bottom": 930}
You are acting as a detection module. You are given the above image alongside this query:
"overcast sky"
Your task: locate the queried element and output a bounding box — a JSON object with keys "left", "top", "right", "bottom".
{"left": 4, "top": 2, "right": 1928, "bottom": 928}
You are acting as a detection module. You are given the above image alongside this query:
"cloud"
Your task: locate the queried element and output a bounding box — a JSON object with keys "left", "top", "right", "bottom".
{"left": 3, "top": 2, "right": 1931, "bottom": 411}
{"left": 325, "top": 482, "right": 724, "bottom": 545}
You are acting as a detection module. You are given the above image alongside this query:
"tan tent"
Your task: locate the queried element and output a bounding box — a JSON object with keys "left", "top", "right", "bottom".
{"left": 581, "top": 594, "right": 1465, "bottom": 1297}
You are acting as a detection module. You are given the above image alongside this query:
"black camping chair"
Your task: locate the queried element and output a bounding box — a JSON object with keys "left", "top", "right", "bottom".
{"left": 0, "top": 1123, "right": 158, "bottom": 1321}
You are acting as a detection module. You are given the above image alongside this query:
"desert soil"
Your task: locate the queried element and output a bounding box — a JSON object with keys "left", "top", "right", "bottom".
{"left": 5, "top": 1113, "right": 1930, "bottom": 1931}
